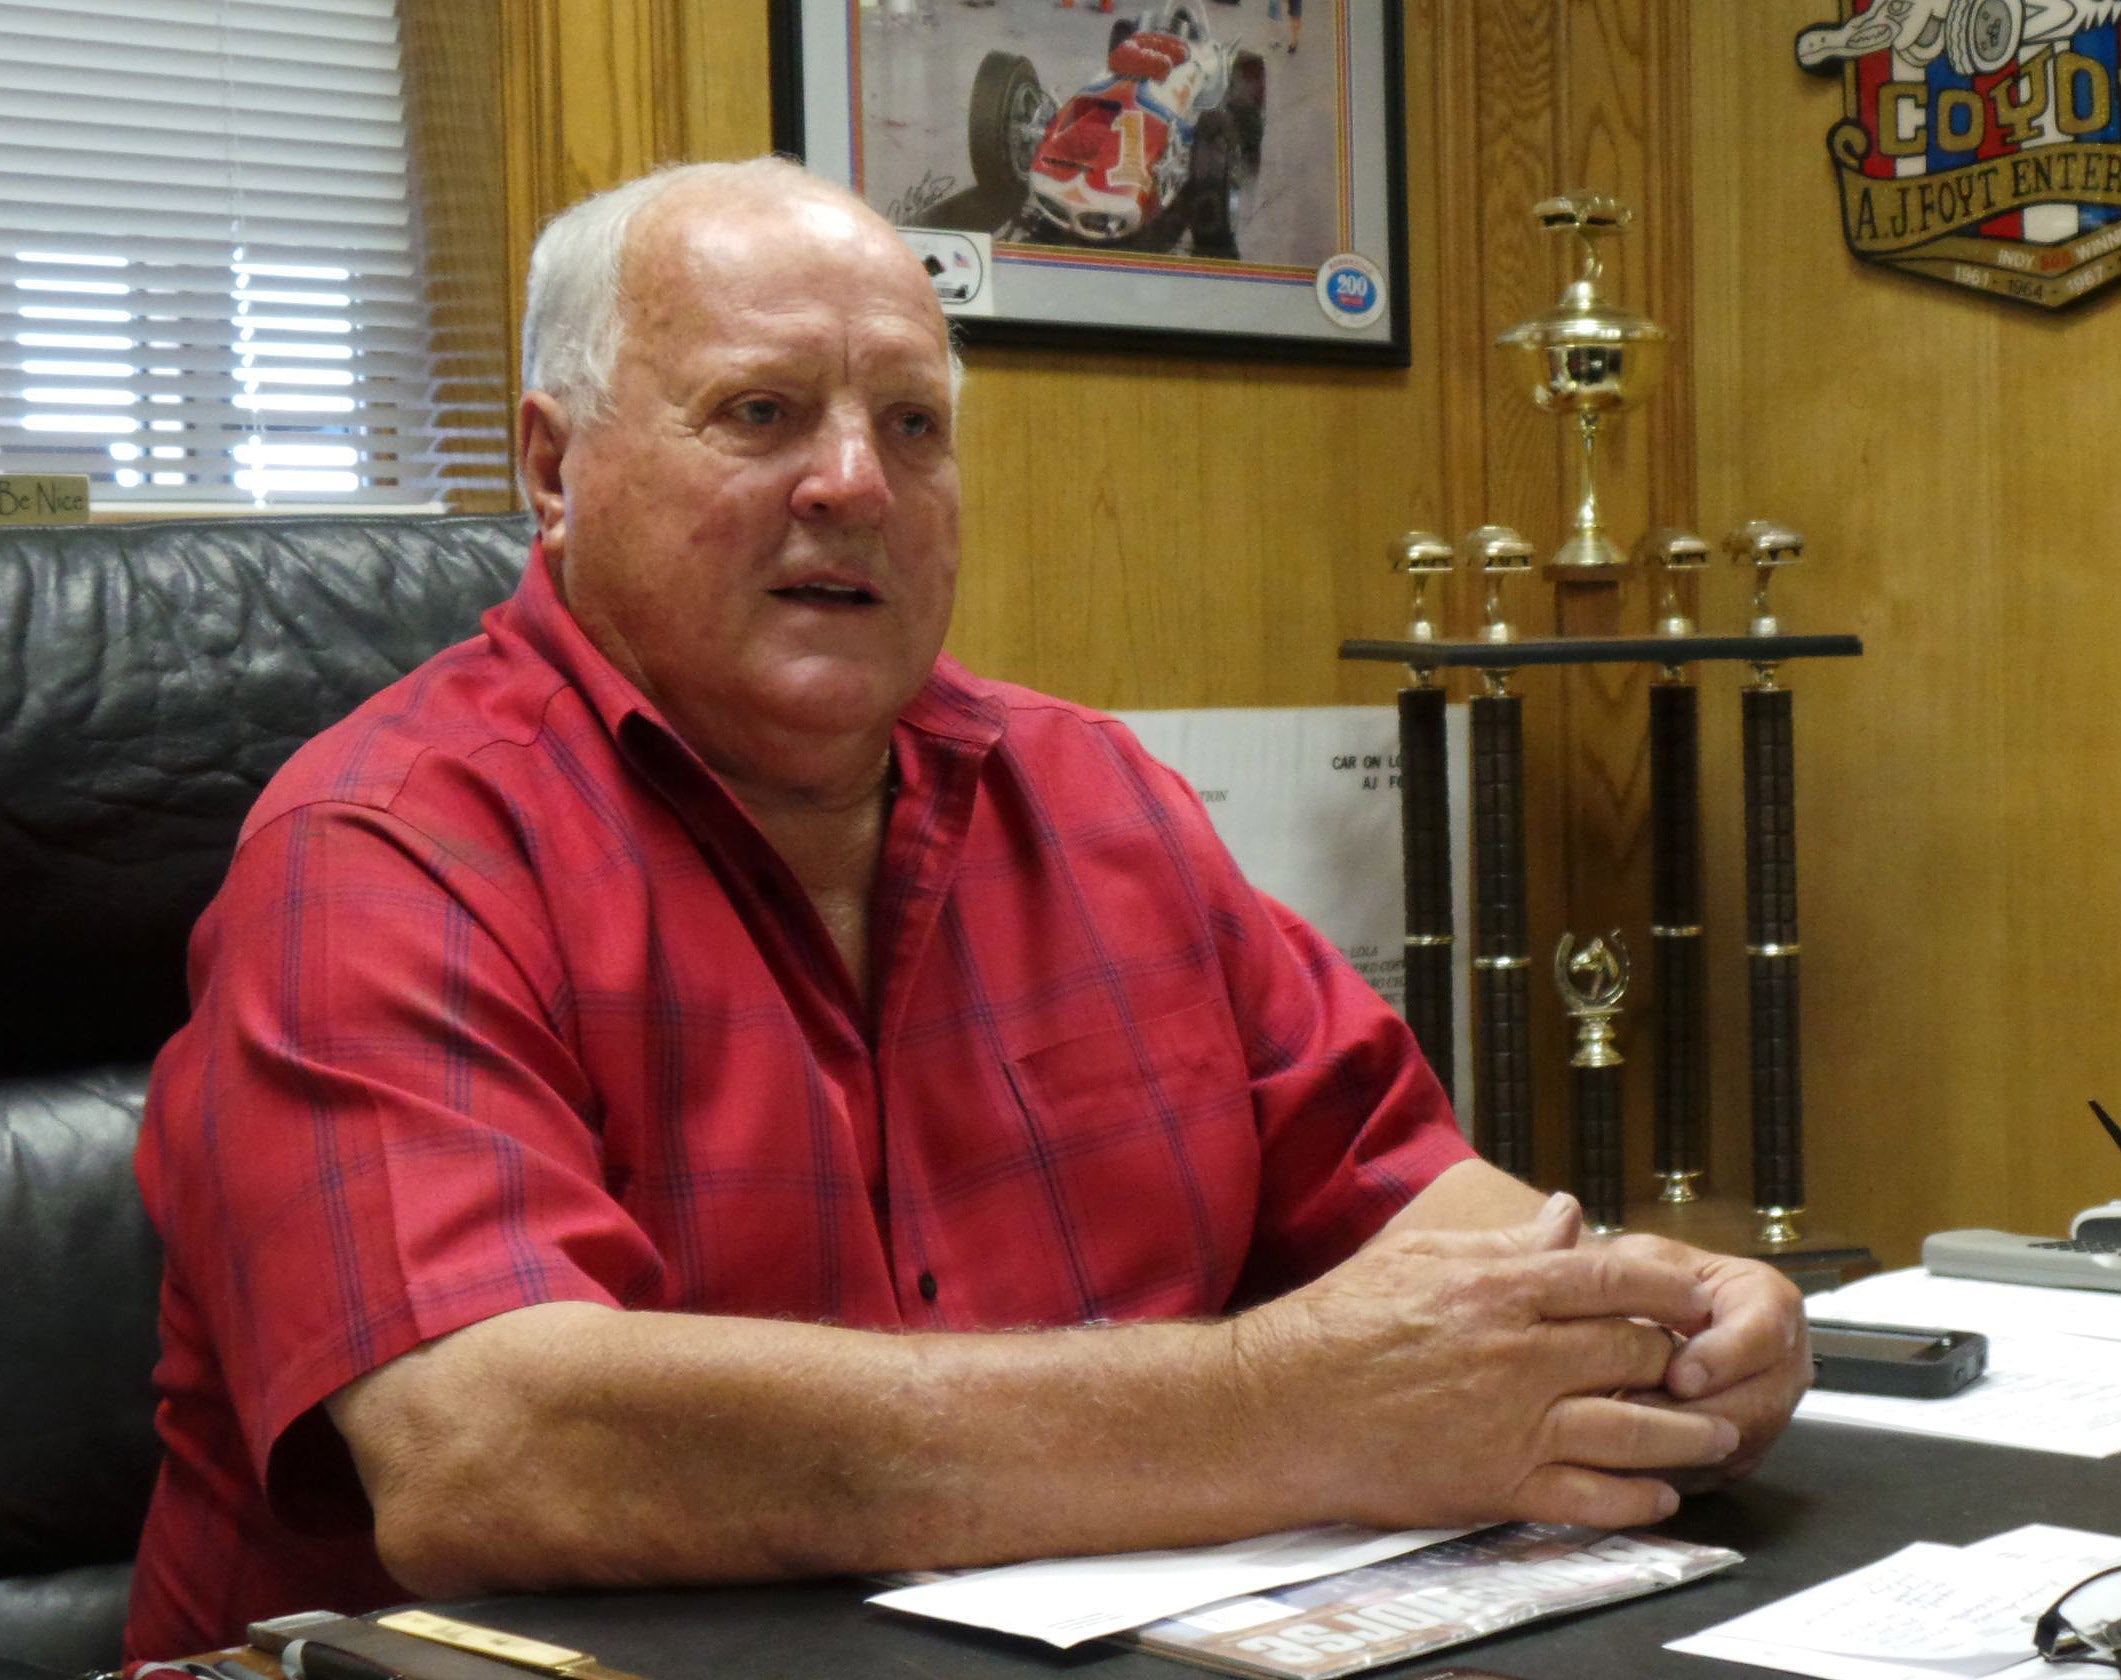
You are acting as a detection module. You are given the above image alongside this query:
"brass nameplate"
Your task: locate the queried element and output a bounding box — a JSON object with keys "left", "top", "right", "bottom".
{"left": 0, "top": 475, "right": 90, "bottom": 524}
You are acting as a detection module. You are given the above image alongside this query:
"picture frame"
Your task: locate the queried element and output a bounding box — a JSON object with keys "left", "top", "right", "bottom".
{"left": 768, "top": 0, "right": 1410, "bottom": 365}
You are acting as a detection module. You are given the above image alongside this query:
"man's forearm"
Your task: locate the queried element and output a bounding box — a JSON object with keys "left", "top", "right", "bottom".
{"left": 333, "top": 1300, "right": 1289, "bottom": 1596}
{"left": 331, "top": 1211, "right": 1757, "bottom": 1600}
{"left": 1384, "top": 1156, "right": 1551, "bottom": 1234}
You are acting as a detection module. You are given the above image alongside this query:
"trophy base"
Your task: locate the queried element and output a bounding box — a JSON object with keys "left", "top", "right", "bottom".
{"left": 1757, "top": 1205, "right": 1803, "bottom": 1246}
{"left": 1619, "top": 1193, "right": 1877, "bottom": 1293}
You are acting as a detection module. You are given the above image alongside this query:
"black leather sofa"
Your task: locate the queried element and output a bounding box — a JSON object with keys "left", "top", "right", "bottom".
{"left": 0, "top": 514, "right": 528, "bottom": 1672}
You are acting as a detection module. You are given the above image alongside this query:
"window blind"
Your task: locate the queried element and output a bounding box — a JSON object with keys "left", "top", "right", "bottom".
{"left": 0, "top": 0, "right": 512, "bottom": 506}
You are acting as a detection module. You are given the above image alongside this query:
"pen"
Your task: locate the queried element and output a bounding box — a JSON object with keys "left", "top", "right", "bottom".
{"left": 2091, "top": 1099, "right": 2121, "bottom": 1154}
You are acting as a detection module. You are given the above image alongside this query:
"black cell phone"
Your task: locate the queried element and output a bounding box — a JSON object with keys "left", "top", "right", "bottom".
{"left": 1809, "top": 1318, "right": 1987, "bottom": 1398}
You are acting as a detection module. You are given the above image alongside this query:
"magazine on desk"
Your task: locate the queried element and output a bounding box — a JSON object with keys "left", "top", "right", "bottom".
{"left": 1118, "top": 1524, "right": 1742, "bottom": 1680}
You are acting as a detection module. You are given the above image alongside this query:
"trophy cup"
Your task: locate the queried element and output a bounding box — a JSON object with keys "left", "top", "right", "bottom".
{"left": 1643, "top": 529, "right": 1710, "bottom": 1204}
{"left": 1496, "top": 194, "right": 1669, "bottom": 573}
{"left": 1554, "top": 931, "right": 1629, "bottom": 1233}
{"left": 1465, "top": 525, "right": 1535, "bottom": 1179}
{"left": 1394, "top": 532, "right": 1458, "bottom": 1095}
{"left": 1728, "top": 520, "right": 1808, "bottom": 1245}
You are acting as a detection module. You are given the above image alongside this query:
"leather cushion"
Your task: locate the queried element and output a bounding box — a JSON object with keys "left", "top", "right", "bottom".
{"left": 0, "top": 1071, "right": 161, "bottom": 1579}
{"left": 0, "top": 1559, "right": 135, "bottom": 1674}
{"left": 0, "top": 514, "right": 527, "bottom": 1076}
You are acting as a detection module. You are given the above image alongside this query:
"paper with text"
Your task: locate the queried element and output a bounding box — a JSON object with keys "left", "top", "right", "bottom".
{"left": 1796, "top": 1273, "right": 2121, "bottom": 1454}
{"left": 1668, "top": 1524, "right": 2121, "bottom": 1680}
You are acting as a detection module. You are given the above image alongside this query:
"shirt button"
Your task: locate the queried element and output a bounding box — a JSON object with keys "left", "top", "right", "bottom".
{"left": 917, "top": 1271, "right": 938, "bottom": 1303}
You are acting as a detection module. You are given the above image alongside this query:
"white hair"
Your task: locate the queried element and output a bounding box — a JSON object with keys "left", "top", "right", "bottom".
{"left": 520, "top": 156, "right": 964, "bottom": 422}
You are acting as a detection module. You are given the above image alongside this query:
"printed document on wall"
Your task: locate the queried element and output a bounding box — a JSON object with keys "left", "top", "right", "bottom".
{"left": 1115, "top": 705, "right": 1472, "bottom": 1116}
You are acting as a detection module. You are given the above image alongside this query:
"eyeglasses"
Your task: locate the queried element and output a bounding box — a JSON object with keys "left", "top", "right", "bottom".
{"left": 2037, "top": 1565, "right": 2121, "bottom": 1668}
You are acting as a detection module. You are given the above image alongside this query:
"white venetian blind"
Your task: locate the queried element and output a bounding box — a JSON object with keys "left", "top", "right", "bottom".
{"left": 0, "top": 0, "right": 512, "bottom": 506}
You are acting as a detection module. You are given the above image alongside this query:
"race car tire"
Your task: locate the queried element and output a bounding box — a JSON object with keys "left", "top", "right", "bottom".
{"left": 1107, "top": 18, "right": 1135, "bottom": 56}
{"left": 1228, "top": 49, "right": 1266, "bottom": 177}
{"left": 1943, "top": 0, "right": 2022, "bottom": 76}
{"left": 1187, "top": 107, "right": 1242, "bottom": 259}
{"left": 968, "top": 51, "right": 1049, "bottom": 201}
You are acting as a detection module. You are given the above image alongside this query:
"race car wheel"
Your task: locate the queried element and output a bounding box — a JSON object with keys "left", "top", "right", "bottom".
{"left": 1107, "top": 18, "right": 1136, "bottom": 56}
{"left": 1228, "top": 49, "right": 1266, "bottom": 177}
{"left": 968, "top": 51, "right": 1052, "bottom": 200}
{"left": 1187, "top": 107, "right": 1242, "bottom": 259}
{"left": 1944, "top": 0, "right": 2022, "bottom": 76}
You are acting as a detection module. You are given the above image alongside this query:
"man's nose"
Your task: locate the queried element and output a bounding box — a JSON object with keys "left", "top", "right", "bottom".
{"left": 794, "top": 411, "right": 892, "bottom": 525}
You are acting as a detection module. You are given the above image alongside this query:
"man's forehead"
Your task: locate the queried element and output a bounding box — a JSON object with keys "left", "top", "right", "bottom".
{"left": 623, "top": 186, "right": 945, "bottom": 340}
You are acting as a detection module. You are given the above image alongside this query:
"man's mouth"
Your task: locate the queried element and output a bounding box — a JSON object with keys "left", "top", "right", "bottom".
{"left": 768, "top": 581, "right": 880, "bottom": 607}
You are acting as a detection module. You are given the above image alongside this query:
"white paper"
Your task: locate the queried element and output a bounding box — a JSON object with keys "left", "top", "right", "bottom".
{"left": 1796, "top": 1272, "right": 2121, "bottom": 1454}
{"left": 1668, "top": 1524, "right": 2121, "bottom": 1680}
{"left": 1808, "top": 1268, "right": 2121, "bottom": 1344}
{"left": 1114, "top": 705, "right": 1473, "bottom": 1116}
{"left": 1797, "top": 1332, "right": 2121, "bottom": 1455}
{"left": 867, "top": 1523, "right": 1466, "bottom": 1649}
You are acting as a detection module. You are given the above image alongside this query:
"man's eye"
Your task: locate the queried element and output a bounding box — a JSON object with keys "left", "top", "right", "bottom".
{"left": 893, "top": 409, "right": 940, "bottom": 440}
{"left": 732, "top": 397, "right": 782, "bottom": 426}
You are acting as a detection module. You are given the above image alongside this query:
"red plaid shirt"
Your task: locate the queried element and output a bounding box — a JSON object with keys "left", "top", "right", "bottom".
{"left": 127, "top": 542, "right": 1470, "bottom": 1657}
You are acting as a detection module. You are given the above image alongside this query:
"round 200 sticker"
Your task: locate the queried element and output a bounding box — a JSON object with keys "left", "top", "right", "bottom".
{"left": 1315, "top": 253, "right": 1386, "bottom": 330}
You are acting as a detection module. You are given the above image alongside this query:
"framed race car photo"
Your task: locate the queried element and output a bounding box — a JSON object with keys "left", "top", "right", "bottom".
{"left": 768, "top": 0, "right": 1411, "bottom": 365}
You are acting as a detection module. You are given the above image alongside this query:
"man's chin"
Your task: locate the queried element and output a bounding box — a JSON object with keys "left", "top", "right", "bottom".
{"left": 686, "top": 664, "right": 928, "bottom": 774}
{"left": 769, "top": 657, "right": 928, "bottom": 726}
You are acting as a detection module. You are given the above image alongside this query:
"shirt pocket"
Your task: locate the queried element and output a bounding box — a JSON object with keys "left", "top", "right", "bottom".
{"left": 992, "top": 993, "right": 1260, "bottom": 1322}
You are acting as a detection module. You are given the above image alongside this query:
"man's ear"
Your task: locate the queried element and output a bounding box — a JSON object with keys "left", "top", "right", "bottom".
{"left": 519, "top": 390, "right": 573, "bottom": 558}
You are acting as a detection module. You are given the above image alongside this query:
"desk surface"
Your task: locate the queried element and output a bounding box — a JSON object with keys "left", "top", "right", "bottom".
{"left": 419, "top": 1419, "right": 2104, "bottom": 1680}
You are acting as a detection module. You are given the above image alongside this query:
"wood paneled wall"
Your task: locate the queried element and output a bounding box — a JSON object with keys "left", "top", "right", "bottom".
{"left": 1692, "top": 4, "right": 2121, "bottom": 1265}
{"left": 489, "top": 0, "right": 2116, "bottom": 1265}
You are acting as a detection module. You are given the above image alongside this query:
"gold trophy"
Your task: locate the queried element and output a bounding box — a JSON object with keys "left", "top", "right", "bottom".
{"left": 1497, "top": 194, "right": 1668, "bottom": 573}
{"left": 1554, "top": 931, "right": 1630, "bottom": 1233}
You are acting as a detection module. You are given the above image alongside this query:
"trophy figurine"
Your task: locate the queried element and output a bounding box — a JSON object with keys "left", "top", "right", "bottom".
{"left": 1554, "top": 931, "right": 1629, "bottom": 1233}
{"left": 1496, "top": 194, "right": 1669, "bottom": 573}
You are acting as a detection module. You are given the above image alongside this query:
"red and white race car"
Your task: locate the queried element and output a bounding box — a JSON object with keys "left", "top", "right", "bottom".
{"left": 967, "top": 4, "right": 1266, "bottom": 256}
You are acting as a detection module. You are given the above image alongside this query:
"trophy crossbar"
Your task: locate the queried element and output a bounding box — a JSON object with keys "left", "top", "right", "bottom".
{"left": 1341, "top": 633, "right": 1862, "bottom": 670}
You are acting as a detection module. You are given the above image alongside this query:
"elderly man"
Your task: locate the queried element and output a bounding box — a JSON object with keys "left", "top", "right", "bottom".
{"left": 128, "top": 158, "right": 1809, "bottom": 1659}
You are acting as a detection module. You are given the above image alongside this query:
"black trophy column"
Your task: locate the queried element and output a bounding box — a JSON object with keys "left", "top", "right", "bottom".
{"left": 1742, "top": 677, "right": 1803, "bottom": 1224}
{"left": 1649, "top": 677, "right": 1707, "bottom": 1196}
{"left": 1470, "top": 684, "right": 1533, "bottom": 1178}
{"left": 1572, "top": 1051, "right": 1625, "bottom": 1231}
{"left": 1397, "top": 685, "right": 1454, "bottom": 1096}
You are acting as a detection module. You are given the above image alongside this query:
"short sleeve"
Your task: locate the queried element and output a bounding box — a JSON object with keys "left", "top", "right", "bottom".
{"left": 137, "top": 799, "right": 667, "bottom": 1517}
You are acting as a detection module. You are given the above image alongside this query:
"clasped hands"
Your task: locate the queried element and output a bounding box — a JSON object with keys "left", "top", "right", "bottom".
{"left": 1230, "top": 1191, "right": 1811, "bottom": 1534}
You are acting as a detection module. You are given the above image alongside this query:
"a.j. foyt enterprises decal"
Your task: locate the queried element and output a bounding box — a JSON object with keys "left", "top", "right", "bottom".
{"left": 1797, "top": 0, "right": 2121, "bottom": 307}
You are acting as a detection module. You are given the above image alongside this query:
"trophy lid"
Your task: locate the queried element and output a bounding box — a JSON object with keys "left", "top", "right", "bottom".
{"left": 1497, "top": 192, "right": 1667, "bottom": 414}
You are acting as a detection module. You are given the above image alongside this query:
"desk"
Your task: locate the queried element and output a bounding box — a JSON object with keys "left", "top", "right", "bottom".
{"left": 406, "top": 1420, "right": 2106, "bottom": 1680}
